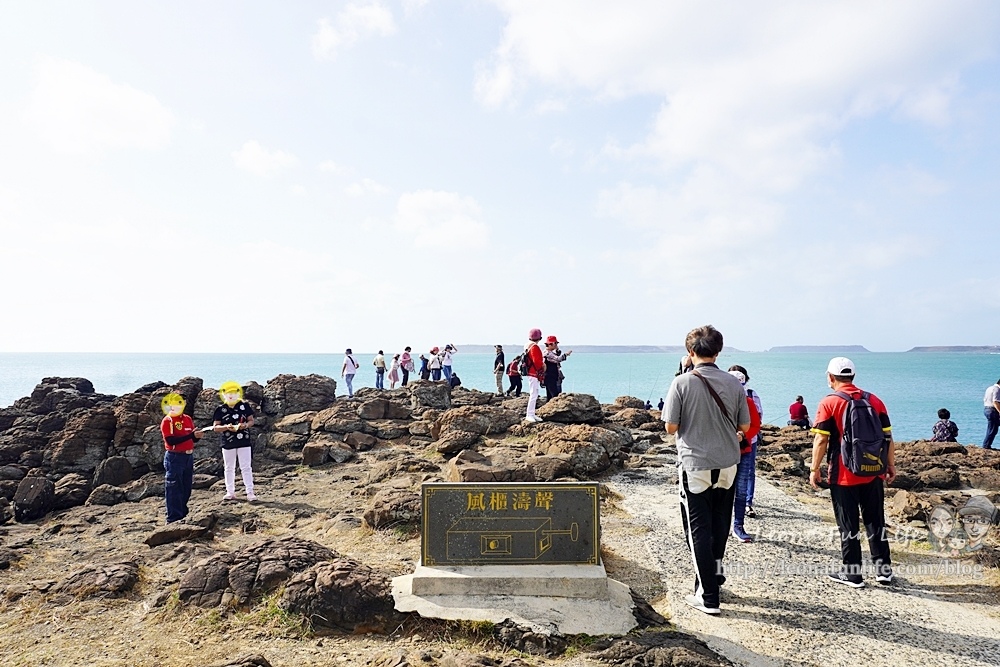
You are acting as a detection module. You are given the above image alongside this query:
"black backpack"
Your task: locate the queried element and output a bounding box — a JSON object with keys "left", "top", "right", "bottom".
{"left": 519, "top": 346, "right": 535, "bottom": 377}
{"left": 833, "top": 391, "right": 888, "bottom": 477}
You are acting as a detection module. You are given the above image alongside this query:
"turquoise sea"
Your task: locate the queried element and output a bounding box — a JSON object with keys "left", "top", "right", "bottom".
{"left": 2, "top": 352, "right": 999, "bottom": 444}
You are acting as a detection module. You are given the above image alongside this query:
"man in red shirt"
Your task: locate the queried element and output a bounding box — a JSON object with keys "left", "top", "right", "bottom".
{"left": 788, "top": 395, "right": 809, "bottom": 429}
{"left": 809, "top": 358, "right": 896, "bottom": 587}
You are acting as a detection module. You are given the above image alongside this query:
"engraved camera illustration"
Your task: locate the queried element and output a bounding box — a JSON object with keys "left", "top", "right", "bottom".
{"left": 446, "top": 516, "right": 580, "bottom": 561}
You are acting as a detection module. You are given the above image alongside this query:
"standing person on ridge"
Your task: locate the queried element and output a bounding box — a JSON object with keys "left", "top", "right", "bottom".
{"left": 341, "top": 348, "right": 360, "bottom": 397}
{"left": 160, "top": 392, "right": 205, "bottom": 523}
{"left": 982, "top": 378, "right": 1000, "bottom": 449}
{"left": 663, "top": 325, "right": 750, "bottom": 615}
{"left": 212, "top": 381, "right": 256, "bottom": 502}
{"left": 428, "top": 347, "right": 442, "bottom": 381}
{"left": 400, "top": 347, "right": 414, "bottom": 387}
{"left": 418, "top": 353, "right": 430, "bottom": 381}
{"left": 441, "top": 344, "right": 458, "bottom": 385}
{"left": 493, "top": 345, "right": 506, "bottom": 396}
{"left": 523, "top": 328, "right": 546, "bottom": 423}
{"left": 727, "top": 367, "right": 761, "bottom": 541}
{"left": 810, "top": 357, "right": 896, "bottom": 588}
{"left": 543, "top": 335, "right": 572, "bottom": 399}
{"left": 506, "top": 355, "right": 523, "bottom": 397}
{"left": 372, "top": 350, "right": 387, "bottom": 390}
{"left": 387, "top": 354, "right": 401, "bottom": 389}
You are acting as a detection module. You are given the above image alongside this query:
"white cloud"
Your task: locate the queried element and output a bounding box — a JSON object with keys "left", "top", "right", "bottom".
{"left": 232, "top": 140, "right": 298, "bottom": 177}
{"left": 312, "top": 2, "right": 397, "bottom": 61}
{"left": 290, "top": 184, "right": 307, "bottom": 196}
{"left": 318, "top": 159, "right": 347, "bottom": 173}
{"left": 345, "top": 178, "right": 389, "bottom": 197}
{"left": 394, "top": 190, "right": 489, "bottom": 248}
{"left": 402, "top": 0, "right": 430, "bottom": 16}
{"left": 479, "top": 1, "right": 997, "bottom": 191}
{"left": 23, "top": 57, "right": 174, "bottom": 154}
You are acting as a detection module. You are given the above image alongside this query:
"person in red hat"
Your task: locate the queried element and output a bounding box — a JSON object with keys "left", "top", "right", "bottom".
{"left": 523, "top": 328, "right": 546, "bottom": 422}
{"left": 543, "top": 335, "right": 573, "bottom": 399}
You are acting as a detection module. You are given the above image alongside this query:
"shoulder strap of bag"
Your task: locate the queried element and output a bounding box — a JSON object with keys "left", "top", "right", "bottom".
{"left": 691, "top": 370, "right": 737, "bottom": 431}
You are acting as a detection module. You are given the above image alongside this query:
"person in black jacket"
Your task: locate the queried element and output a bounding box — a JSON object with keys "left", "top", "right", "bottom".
{"left": 493, "top": 345, "right": 506, "bottom": 396}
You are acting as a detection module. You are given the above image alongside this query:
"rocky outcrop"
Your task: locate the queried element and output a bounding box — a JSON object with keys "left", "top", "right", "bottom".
{"left": 408, "top": 381, "right": 451, "bottom": 412}
{"left": 530, "top": 424, "right": 629, "bottom": 477}
{"left": 45, "top": 407, "right": 117, "bottom": 473}
{"left": 362, "top": 489, "right": 421, "bottom": 530}
{"left": 177, "top": 537, "right": 335, "bottom": 608}
{"left": 592, "top": 629, "right": 733, "bottom": 666}
{"left": 536, "top": 393, "right": 604, "bottom": 424}
{"left": 93, "top": 456, "right": 133, "bottom": 487}
{"left": 13, "top": 475, "right": 55, "bottom": 522}
{"left": 278, "top": 557, "right": 397, "bottom": 631}
{"left": 52, "top": 560, "right": 140, "bottom": 599}
{"left": 261, "top": 375, "right": 338, "bottom": 421}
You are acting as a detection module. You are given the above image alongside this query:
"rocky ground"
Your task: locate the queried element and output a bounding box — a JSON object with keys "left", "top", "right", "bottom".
{"left": 0, "top": 375, "right": 998, "bottom": 666}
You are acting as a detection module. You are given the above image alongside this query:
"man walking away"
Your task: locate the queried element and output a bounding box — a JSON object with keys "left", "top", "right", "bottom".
{"left": 810, "top": 357, "right": 896, "bottom": 588}
{"left": 493, "top": 345, "right": 506, "bottom": 396}
{"left": 663, "top": 325, "right": 750, "bottom": 615}
{"left": 983, "top": 379, "right": 1000, "bottom": 449}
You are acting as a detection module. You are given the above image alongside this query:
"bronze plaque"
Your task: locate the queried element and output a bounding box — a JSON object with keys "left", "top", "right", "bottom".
{"left": 421, "top": 482, "right": 600, "bottom": 566}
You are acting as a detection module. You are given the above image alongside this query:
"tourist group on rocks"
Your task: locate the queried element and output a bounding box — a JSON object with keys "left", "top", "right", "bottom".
{"left": 337, "top": 329, "right": 573, "bottom": 426}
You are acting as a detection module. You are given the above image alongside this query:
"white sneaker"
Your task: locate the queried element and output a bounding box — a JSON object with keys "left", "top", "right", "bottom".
{"left": 223, "top": 494, "right": 236, "bottom": 501}
{"left": 684, "top": 594, "right": 721, "bottom": 615}
{"left": 523, "top": 416, "right": 542, "bottom": 423}
{"left": 247, "top": 494, "right": 258, "bottom": 503}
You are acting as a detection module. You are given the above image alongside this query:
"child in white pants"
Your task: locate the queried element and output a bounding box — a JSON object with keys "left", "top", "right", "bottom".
{"left": 212, "top": 381, "right": 257, "bottom": 502}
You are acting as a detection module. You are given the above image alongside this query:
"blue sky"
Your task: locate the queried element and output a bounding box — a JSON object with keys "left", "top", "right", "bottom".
{"left": 1, "top": 1, "right": 998, "bottom": 353}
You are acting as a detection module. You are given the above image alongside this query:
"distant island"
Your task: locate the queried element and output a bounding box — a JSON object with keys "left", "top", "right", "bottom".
{"left": 766, "top": 345, "right": 871, "bottom": 354}
{"left": 907, "top": 345, "right": 1000, "bottom": 353}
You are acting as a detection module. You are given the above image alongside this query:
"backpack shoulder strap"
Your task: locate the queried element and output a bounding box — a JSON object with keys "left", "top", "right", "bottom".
{"left": 691, "top": 370, "right": 737, "bottom": 431}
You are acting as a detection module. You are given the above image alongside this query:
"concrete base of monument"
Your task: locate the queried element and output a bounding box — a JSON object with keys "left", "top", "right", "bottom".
{"left": 391, "top": 564, "right": 638, "bottom": 636}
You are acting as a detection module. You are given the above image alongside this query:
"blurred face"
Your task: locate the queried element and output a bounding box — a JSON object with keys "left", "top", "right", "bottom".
{"left": 161, "top": 393, "right": 186, "bottom": 417}
{"left": 219, "top": 383, "right": 243, "bottom": 407}
{"left": 928, "top": 507, "right": 954, "bottom": 541}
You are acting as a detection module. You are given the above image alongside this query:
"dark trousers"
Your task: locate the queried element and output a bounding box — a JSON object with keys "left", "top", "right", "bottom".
{"left": 983, "top": 406, "right": 999, "bottom": 448}
{"left": 679, "top": 468, "right": 735, "bottom": 608}
{"left": 830, "top": 480, "right": 891, "bottom": 574}
{"left": 507, "top": 375, "right": 522, "bottom": 396}
{"left": 164, "top": 450, "right": 193, "bottom": 523}
{"left": 544, "top": 369, "right": 560, "bottom": 399}
{"left": 401, "top": 369, "right": 409, "bottom": 386}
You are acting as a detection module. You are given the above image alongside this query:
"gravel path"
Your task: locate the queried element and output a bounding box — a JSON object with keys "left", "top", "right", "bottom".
{"left": 607, "top": 457, "right": 1000, "bottom": 667}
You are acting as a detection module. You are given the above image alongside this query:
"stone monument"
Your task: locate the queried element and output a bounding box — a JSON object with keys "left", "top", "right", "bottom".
{"left": 391, "top": 482, "right": 638, "bottom": 635}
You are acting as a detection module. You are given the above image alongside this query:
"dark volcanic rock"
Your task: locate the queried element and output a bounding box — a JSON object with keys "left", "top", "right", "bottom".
{"left": 208, "top": 655, "right": 274, "bottom": 667}
{"left": 178, "top": 536, "right": 335, "bottom": 608}
{"left": 494, "top": 619, "right": 569, "bottom": 656}
{"left": 444, "top": 449, "right": 536, "bottom": 483}
{"left": 363, "top": 488, "right": 421, "bottom": 530}
{"left": 592, "top": 628, "right": 733, "bottom": 666}
{"left": 13, "top": 476, "right": 55, "bottom": 522}
{"left": 93, "top": 456, "right": 133, "bottom": 487}
{"left": 279, "top": 557, "right": 397, "bottom": 631}
{"left": 45, "top": 407, "right": 117, "bottom": 473}
{"left": 409, "top": 381, "right": 451, "bottom": 412}
{"left": 52, "top": 560, "right": 140, "bottom": 599}
{"left": 53, "top": 473, "right": 92, "bottom": 510}
{"left": 86, "top": 484, "right": 127, "bottom": 506}
{"left": 261, "top": 374, "right": 338, "bottom": 420}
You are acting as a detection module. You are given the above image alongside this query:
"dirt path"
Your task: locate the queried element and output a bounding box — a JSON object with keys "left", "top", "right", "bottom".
{"left": 607, "top": 463, "right": 1000, "bottom": 667}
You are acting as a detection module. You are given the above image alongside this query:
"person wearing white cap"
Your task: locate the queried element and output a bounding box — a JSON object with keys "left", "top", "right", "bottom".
{"left": 663, "top": 325, "right": 751, "bottom": 615}
{"left": 809, "top": 357, "right": 896, "bottom": 588}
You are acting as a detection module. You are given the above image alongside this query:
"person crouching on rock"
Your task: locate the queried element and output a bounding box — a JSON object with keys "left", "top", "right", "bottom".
{"left": 160, "top": 392, "right": 204, "bottom": 523}
{"left": 212, "top": 381, "right": 256, "bottom": 502}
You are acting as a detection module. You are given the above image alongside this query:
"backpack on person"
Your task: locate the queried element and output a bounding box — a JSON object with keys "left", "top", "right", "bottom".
{"left": 833, "top": 391, "right": 888, "bottom": 477}
{"left": 519, "top": 347, "right": 534, "bottom": 377}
